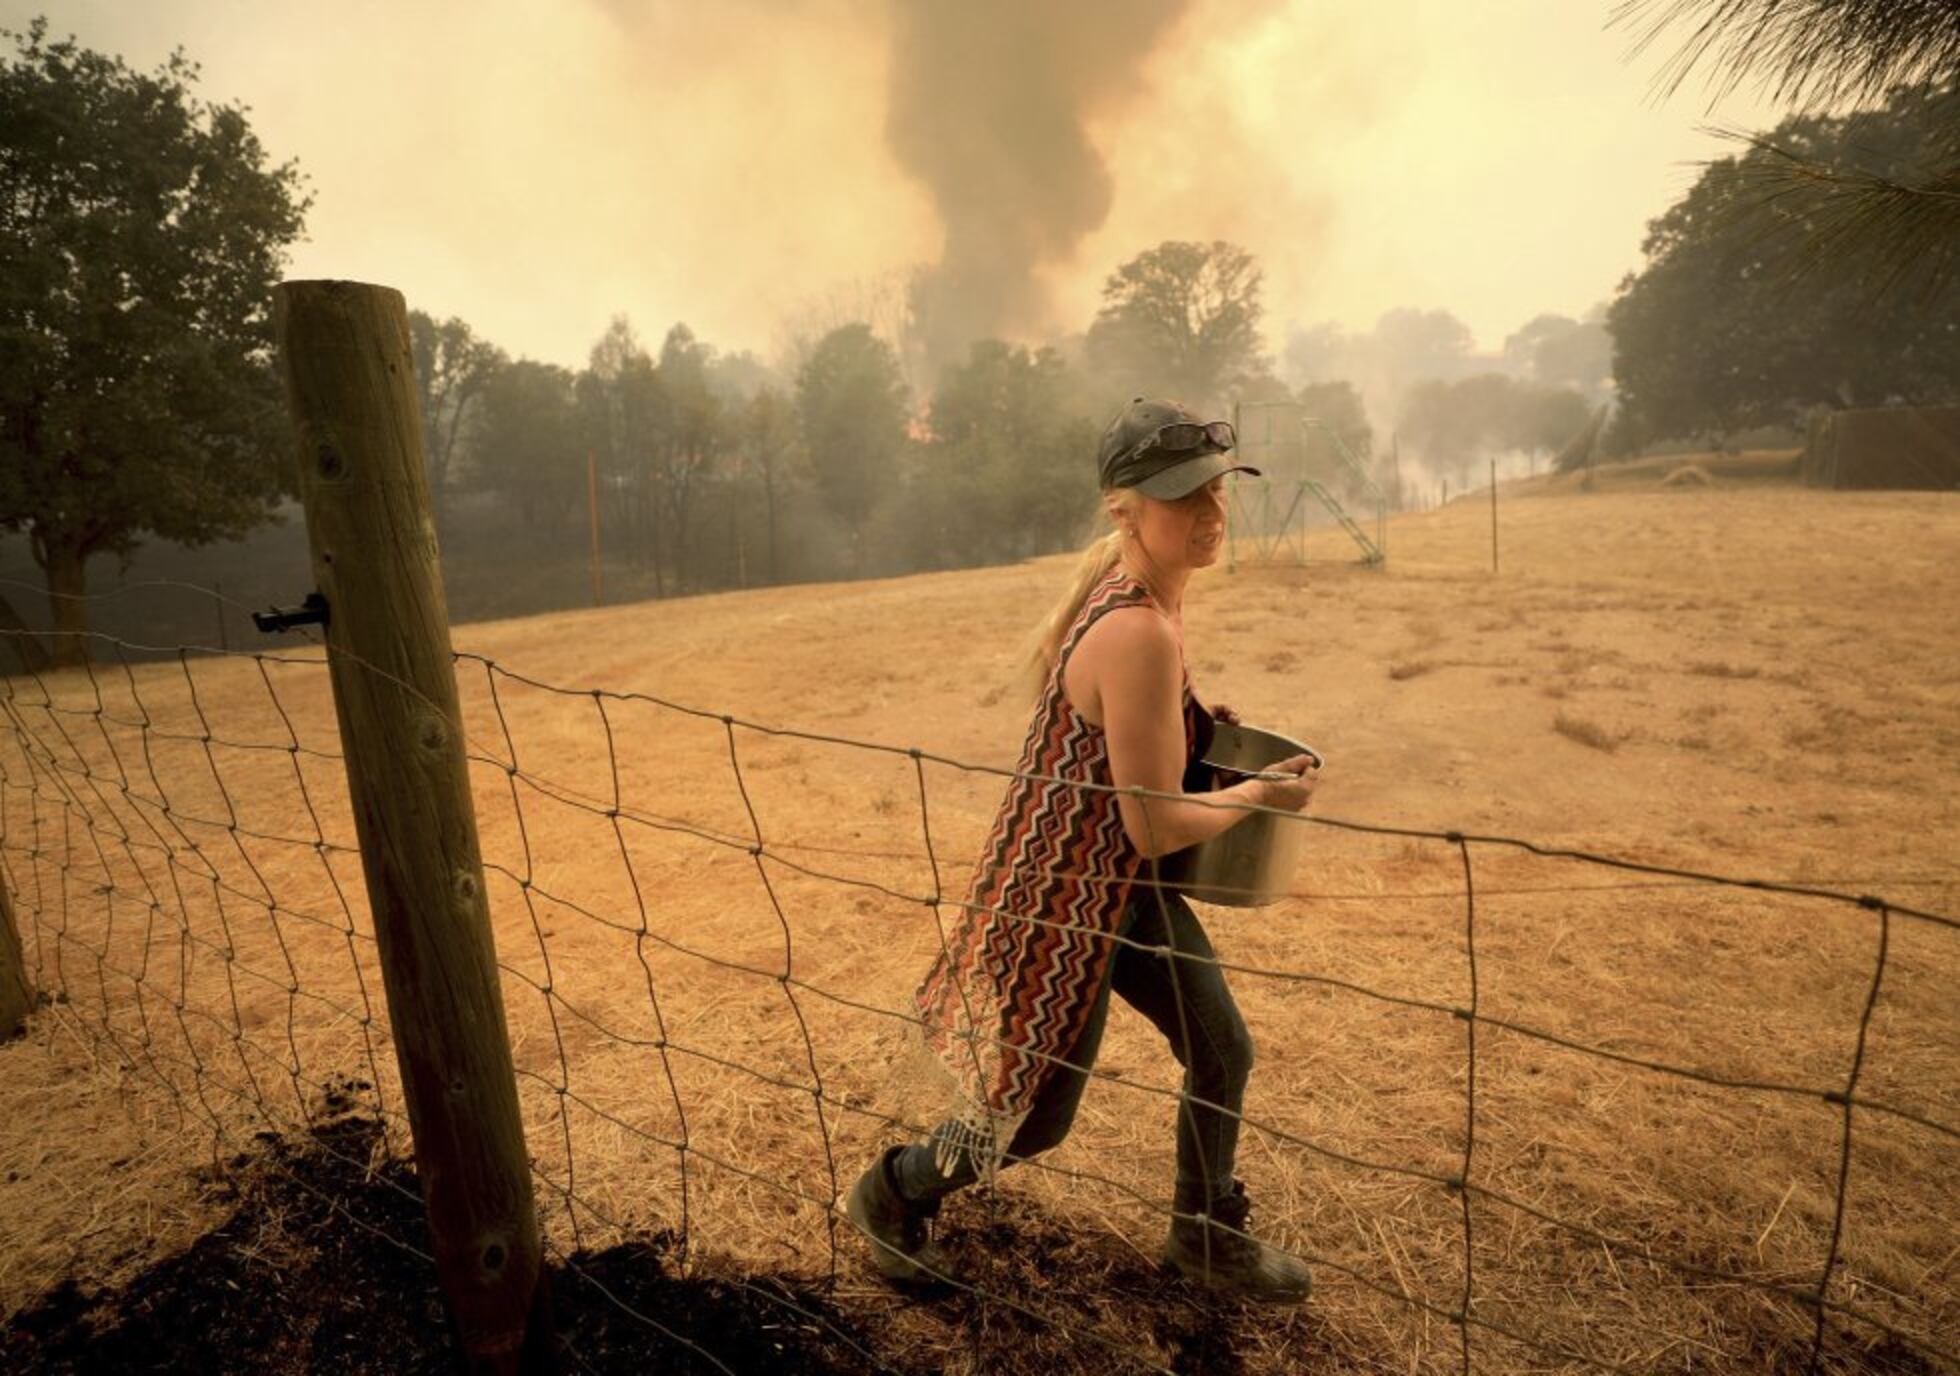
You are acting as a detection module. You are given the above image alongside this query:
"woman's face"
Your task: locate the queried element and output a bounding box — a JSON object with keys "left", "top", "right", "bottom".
{"left": 1133, "top": 476, "right": 1230, "bottom": 571}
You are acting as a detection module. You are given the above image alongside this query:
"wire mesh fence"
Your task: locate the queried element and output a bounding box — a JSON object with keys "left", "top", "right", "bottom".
{"left": 0, "top": 615, "right": 1955, "bottom": 1374}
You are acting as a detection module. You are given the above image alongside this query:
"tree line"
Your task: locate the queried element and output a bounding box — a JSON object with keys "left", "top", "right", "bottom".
{"left": 415, "top": 311, "right": 1138, "bottom": 604}
{"left": 415, "top": 240, "right": 1406, "bottom": 607}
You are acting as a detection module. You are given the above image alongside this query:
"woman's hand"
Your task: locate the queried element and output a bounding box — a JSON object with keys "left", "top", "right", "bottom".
{"left": 1258, "top": 754, "right": 1321, "bottom": 812}
{"left": 1210, "top": 702, "right": 1242, "bottom": 726}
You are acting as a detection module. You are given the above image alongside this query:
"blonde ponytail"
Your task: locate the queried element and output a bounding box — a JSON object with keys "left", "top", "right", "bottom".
{"left": 1017, "top": 491, "right": 1140, "bottom": 702}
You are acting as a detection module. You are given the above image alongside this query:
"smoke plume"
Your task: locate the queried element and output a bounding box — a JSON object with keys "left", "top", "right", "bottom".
{"left": 884, "top": 0, "right": 1188, "bottom": 374}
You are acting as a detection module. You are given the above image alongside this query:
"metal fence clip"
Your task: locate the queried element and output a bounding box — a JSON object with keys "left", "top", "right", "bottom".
{"left": 251, "top": 591, "right": 330, "bottom": 634}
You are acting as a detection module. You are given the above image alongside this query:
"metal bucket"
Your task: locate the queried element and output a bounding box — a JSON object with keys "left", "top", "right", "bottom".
{"left": 1156, "top": 722, "right": 1318, "bottom": 907}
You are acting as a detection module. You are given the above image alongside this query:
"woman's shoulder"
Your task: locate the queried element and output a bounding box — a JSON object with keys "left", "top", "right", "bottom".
{"left": 1071, "top": 600, "right": 1179, "bottom": 672}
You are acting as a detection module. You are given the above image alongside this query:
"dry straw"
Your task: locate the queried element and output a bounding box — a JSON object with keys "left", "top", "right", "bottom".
{"left": 0, "top": 574, "right": 1954, "bottom": 1374}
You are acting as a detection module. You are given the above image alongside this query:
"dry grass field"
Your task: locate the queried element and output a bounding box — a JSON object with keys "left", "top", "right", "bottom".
{"left": 1, "top": 461, "right": 1955, "bottom": 1374}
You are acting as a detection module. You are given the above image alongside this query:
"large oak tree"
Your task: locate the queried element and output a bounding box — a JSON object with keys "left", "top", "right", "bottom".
{"left": 1607, "top": 84, "right": 1960, "bottom": 448}
{"left": 1085, "top": 240, "right": 1263, "bottom": 410}
{"left": 0, "top": 21, "right": 308, "bottom": 664}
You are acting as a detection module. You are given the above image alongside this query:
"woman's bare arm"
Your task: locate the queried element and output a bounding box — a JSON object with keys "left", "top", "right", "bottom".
{"left": 1065, "top": 607, "right": 1315, "bottom": 860}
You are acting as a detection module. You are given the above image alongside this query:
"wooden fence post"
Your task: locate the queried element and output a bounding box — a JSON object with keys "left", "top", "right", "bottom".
{"left": 0, "top": 863, "right": 32, "bottom": 1040}
{"left": 275, "top": 280, "right": 547, "bottom": 1370}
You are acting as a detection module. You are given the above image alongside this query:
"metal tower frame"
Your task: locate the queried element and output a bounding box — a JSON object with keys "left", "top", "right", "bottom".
{"left": 1227, "top": 402, "right": 1387, "bottom": 570}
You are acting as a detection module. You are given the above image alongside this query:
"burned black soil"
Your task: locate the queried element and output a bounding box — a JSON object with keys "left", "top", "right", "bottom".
{"left": 0, "top": 1097, "right": 1295, "bottom": 1375}
{"left": 0, "top": 1101, "right": 899, "bottom": 1376}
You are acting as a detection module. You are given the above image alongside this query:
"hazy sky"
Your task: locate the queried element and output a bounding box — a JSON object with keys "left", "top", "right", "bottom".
{"left": 15, "top": 0, "right": 1788, "bottom": 370}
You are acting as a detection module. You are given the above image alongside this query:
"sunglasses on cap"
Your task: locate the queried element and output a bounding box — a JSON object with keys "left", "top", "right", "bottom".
{"left": 1126, "top": 419, "right": 1237, "bottom": 463}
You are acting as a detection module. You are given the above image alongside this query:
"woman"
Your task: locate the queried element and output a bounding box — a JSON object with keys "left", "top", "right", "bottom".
{"left": 848, "top": 398, "right": 1320, "bottom": 1304}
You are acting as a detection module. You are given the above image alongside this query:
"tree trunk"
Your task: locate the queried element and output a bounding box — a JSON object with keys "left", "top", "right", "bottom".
{"left": 40, "top": 536, "right": 89, "bottom": 668}
{"left": 669, "top": 486, "right": 693, "bottom": 595}
{"left": 428, "top": 462, "right": 449, "bottom": 540}
{"left": 645, "top": 486, "right": 667, "bottom": 599}
{"left": 0, "top": 592, "right": 51, "bottom": 675}
{"left": 763, "top": 466, "right": 780, "bottom": 585}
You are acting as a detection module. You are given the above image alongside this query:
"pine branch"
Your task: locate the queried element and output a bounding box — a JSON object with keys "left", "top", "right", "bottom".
{"left": 1613, "top": 0, "right": 1960, "bottom": 106}
{"left": 1713, "top": 123, "right": 1960, "bottom": 292}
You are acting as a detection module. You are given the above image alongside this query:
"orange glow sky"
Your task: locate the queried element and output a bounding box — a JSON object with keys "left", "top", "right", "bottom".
{"left": 16, "top": 1, "right": 1788, "bottom": 369}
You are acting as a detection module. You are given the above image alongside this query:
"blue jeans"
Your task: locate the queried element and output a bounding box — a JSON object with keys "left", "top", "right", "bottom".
{"left": 894, "top": 886, "right": 1254, "bottom": 1212}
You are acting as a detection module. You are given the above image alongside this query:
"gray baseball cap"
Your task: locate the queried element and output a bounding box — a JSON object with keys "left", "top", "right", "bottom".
{"left": 1097, "top": 398, "right": 1259, "bottom": 498}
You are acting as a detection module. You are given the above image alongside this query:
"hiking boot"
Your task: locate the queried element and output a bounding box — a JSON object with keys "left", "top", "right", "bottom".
{"left": 1163, "top": 1180, "right": 1312, "bottom": 1304}
{"left": 846, "top": 1146, "right": 951, "bottom": 1290}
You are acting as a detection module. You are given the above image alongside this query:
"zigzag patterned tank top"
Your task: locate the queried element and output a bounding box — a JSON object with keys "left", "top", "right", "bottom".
{"left": 912, "top": 566, "right": 1206, "bottom": 1171}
